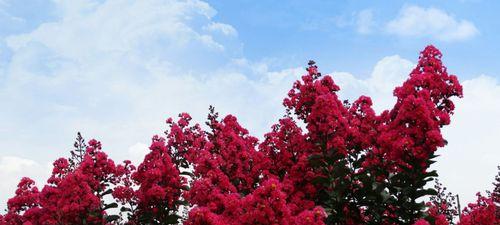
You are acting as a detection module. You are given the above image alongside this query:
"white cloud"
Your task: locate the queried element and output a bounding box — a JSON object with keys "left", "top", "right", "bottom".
{"left": 0, "top": 156, "right": 37, "bottom": 173}
{"left": 5, "top": 0, "right": 226, "bottom": 60}
{"left": 127, "top": 142, "right": 149, "bottom": 165}
{"left": 435, "top": 75, "right": 500, "bottom": 204}
{"left": 0, "top": 156, "right": 51, "bottom": 210}
{"left": 356, "top": 9, "right": 374, "bottom": 34}
{"left": 386, "top": 5, "right": 479, "bottom": 41}
{"left": 333, "top": 55, "right": 415, "bottom": 112}
{"left": 203, "top": 22, "right": 238, "bottom": 36}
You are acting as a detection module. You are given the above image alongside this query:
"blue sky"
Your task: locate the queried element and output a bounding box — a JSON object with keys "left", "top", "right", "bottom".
{"left": 0, "top": 0, "right": 499, "bottom": 210}
{"left": 206, "top": 0, "right": 500, "bottom": 78}
{"left": 3, "top": 0, "right": 500, "bottom": 78}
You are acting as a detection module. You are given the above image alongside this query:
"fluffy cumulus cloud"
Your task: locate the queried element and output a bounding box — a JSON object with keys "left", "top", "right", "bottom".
{"left": 332, "top": 55, "right": 415, "bottom": 112}
{"left": 386, "top": 5, "right": 479, "bottom": 41}
{"left": 127, "top": 142, "right": 149, "bottom": 165}
{"left": 0, "top": 0, "right": 498, "bottom": 212}
{"left": 436, "top": 75, "right": 500, "bottom": 204}
{"left": 0, "top": 156, "right": 37, "bottom": 173}
{"left": 0, "top": 156, "right": 51, "bottom": 209}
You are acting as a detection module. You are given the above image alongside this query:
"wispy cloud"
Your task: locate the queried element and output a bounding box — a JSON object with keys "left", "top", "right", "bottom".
{"left": 203, "top": 22, "right": 238, "bottom": 37}
{"left": 386, "top": 5, "right": 479, "bottom": 41}
{"left": 356, "top": 9, "right": 374, "bottom": 34}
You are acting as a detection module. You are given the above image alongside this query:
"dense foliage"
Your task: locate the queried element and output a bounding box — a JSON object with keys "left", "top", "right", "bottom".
{"left": 1, "top": 46, "right": 498, "bottom": 225}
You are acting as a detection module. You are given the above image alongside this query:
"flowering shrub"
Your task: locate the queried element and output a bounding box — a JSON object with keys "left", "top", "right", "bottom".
{"left": 458, "top": 194, "right": 498, "bottom": 225}
{"left": 1, "top": 45, "right": 498, "bottom": 225}
{"left": 429, "top": 179, "right": 460, "bottom": 223}
{"left": 1, "top": 139, "right": 125, "bottom": 225}
{"left": 492, "top": 166, "right": 500, "bottom": 219}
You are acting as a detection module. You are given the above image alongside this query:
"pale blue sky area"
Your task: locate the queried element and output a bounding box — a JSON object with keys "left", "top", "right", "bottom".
{"left": 1, "top": 1, "right": 500, "bottom": 78}
{"left": 206, "top": 0, "right": 499, "bottom": 78}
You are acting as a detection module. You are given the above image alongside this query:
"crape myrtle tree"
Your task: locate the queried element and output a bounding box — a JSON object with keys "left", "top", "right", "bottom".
{"left": 489, "top": 166, "right": 500, "bottom": 219}
{"left": 429, "top": 179, "right": 459, "bottom": 224}
{"left": 1, "top": 45, "right": 499, "bottom": 225}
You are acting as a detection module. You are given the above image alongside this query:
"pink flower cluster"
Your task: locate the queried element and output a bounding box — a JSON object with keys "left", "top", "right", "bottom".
{"left": 2, "top": 140, "right": 122, "bottom": 224}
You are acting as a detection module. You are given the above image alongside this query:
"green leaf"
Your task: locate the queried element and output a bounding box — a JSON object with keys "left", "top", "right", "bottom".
{"left": 165, "top": 214, "right": 181, "bottom": 224}
{"left": 105, "top": 215, "right": 121, "bottom": 222}
{"left": 312, "top": 176, "right": 330, "bottom": 186}
{"left": 415, "top": 188, "right": 438, "bottom": 198}
{"left": 175, "top": 199, "right": 190, "bottom": 206}
{"left": 424, "top": 170, "right": 438, "bottom": 178}
{"left": 380, "top": 190, "right": 391, "bottom": 202}
{"left": 103, "top": 202, "right": 118, "bottom": 210}
{"left": 180, "top": 171, "right": 194, "bottom": 176}
{"left": 100, "top": 188, "right": 113, "bottom": 197}
{"left": 120, "top": 206, "right": 132, "bottom": 212}
{"left": 308, "top": 154, "right": 324, "bottom": 167}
